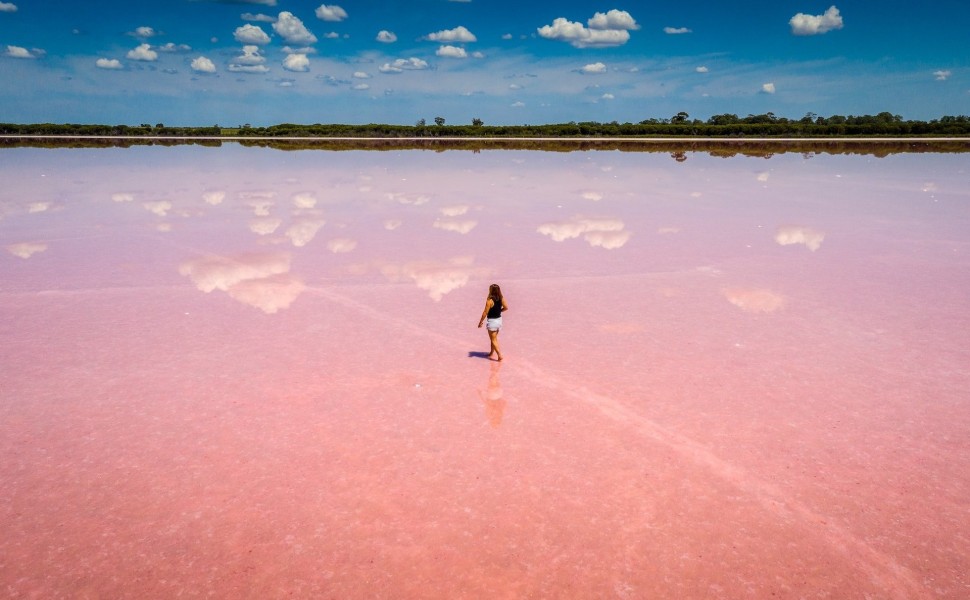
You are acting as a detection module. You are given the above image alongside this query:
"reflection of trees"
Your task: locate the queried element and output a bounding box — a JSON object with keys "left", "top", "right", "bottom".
{"left": 3, "top": 137, "right": 969, "bottom": 157}
{"left": 670, "top": 151, "right": 687, "bottom": 162}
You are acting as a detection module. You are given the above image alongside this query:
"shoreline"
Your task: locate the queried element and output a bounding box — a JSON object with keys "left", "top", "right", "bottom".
{"left": 2, "top": 135, "right": 969, "bottom": 142}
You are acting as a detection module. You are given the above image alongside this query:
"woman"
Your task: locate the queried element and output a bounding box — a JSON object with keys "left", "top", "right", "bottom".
{"left": 477, "top": 283, "right": 508, "bottom": 361}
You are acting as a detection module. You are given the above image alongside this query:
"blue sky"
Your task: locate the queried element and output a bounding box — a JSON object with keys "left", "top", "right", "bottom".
{"left": 0, "top": 0, "right": 967, "bottom": 126}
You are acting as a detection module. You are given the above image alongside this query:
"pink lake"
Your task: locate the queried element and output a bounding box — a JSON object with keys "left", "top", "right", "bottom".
{"left": 1, "top": 144, "right": 969, "bottom": 598}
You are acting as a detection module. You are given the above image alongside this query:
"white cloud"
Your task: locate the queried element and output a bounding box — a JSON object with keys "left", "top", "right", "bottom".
{"left": 588, "top": 10, "right": 639, "bottom": 31}
{"left": 379, "top": 57, "right": 429, "bottom": 73}
{"left": 352, "top": 83, "right": 370, "bottom": 90}
{"left": 581, "top": 62, "right": 607, "bottom": 74}
{"left": 539, "top": 9, "right": 638, "bottom": 48}
{"left": 353, "top": 70, "right": 370, "bottom": 79}
{"left": 233, "top": 45, "right": 266, "bottom": 65}
{"left": 96, "top": 58, "right": 123, "bottom": 70}
{"left": 111, "top": 193, "right": 135, "bottom": 202}
{"left": 0, "top": 3, "right": 17, "bottom": 13}
{"left": 934, "top": 70, "right": 951, "bottom": 81}
{"left": 242, "top": 12, "right": 276, "bottom": 23}
{"left": 234, "top": 23, "right": 271, "bottom": 45}
{"left": 376, "top": 30, "right": 397, "bottom": 43}
{"left": 315, "top": 4, "right": 347, "bottom": 21}
{"left": 664, "top": 26, "right": 691, "bottom": 34}
{"left": 158, "top": 42, "right": 191, "bottom": 52}
{"left": 762, "top": 82, "right": 776, "bottom": 94}
{"left": 790, "top": 5, "right": 844, "bottom": 35}
{"left": 437, "top": 45, "right": 467, "bottom": 58}
{"left": 191, "top": 56, "right": 216, "bottom": 73}
{"left": 134, "top": 26, "right": 157, "bottom": 38}
{"left": 282, "top": 46, "right": 316, "bottom": 55}
{"left": 538, "top": 17, "right": 630, "bottom": 48}
{"left": 229, "top": 64, "right": 269, "bottom": 73}
{"left": 502, "top": 33, "right": 513, "bottom": 40}
{"left": 426, "top": 25, "right": 476, "bottom": 43}
{"left": 274, "top": 11, "right": 317, "bottom": 45}
{"left": 127, "top": 43, "right": 158, "bottom": 61}
{"left": 696, "top": 65, "right": 709, "bottom": 73}
{"left": 6, "top": 242, "right": 46, "bottom": 259}
{"left": 511, "top": 101, "right": 525, "bottom": 107}
{"left": 283, "top": 53, "right": 310, "bottom": 72}
{"left": 601, "top": 93, "right": 614, "bottom": 100}
{"left": 5, "top": 45, "right": 36, "bottom": 59}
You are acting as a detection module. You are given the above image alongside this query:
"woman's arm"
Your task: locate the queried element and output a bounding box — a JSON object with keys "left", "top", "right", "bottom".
{"left": 501, "top": 299, "right": 508, "bottom": 312}
{"left": 478, "top": 298, "right": 493, "bottom": 328}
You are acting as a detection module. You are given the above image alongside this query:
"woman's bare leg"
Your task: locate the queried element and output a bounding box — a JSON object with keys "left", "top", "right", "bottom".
{"left": 488, "top": 329, "right": 502, "bottom": 361}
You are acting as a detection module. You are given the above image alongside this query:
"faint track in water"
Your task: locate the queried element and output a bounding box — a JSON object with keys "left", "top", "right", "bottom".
{"left": 306, "top": 284, "right": 929, "bottom": 599}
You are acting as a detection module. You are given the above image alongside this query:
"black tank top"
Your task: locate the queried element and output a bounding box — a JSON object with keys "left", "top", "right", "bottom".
{"left": 487, "top": 297, "right": 503, "bottom": 319}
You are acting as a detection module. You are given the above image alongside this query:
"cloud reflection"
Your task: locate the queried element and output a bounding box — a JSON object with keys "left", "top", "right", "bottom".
{"left": 440, "top": 204, "right": 470, "bottom": 216}
{"left": 225, "top": 273, "right": 305, "bottom": 314}
{"left": 6, "top": 242, "right": 47, "bottom": 259}
{"left": 723, "top": 287, "right": 785, "bottom": 313}
{"left": 203, "top": 191, "right": 226, "bottom": 205}
{"left": 380, "top": 256, "right": 479, "bottom": 301}
{"left": 775, "top": 226, "right": 825, "bottom": 251}
{"left": 249, "top": 217, "right": 282, "bottom": 235}
{"left": 286, "top": 217, "right": 326, "bottom": 247}
{"left": 179, "top": 252, "right": 304, "bottom": 313}
{"left": 143, "top": 201, "right": 172, "bottom": 217}
{"left": 537, "top": 216, "right": 630, "bottom": 249}
{"left": 292, "top": 192, "right": 318, "bottom": 209}
{"left": 327, "top": 238, "right": 358, "bottom": 253}
{"left": 433, "top": 218, "right": 477, "bottom": 234}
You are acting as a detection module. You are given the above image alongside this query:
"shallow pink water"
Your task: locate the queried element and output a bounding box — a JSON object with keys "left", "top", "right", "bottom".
{"left": 1, "top": 146, "right": 969, "bottom": 598}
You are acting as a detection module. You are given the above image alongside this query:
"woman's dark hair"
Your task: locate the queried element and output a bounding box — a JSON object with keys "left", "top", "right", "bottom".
{"left": 488, "top": 283, "right": 503, "bottom": 304}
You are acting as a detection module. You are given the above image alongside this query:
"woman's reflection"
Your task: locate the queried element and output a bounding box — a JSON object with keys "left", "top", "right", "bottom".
{"left": 479, "top": 361, "right": 506, "bottom": 428}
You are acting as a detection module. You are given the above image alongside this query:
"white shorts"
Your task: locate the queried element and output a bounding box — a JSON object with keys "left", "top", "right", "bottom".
{"left": 486, "top": 317, "right": 503, "bottom": 331}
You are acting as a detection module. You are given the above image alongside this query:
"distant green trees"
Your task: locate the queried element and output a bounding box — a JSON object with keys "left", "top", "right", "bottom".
{"left": 1, "top": 113, "right": 968, "bottom": 138}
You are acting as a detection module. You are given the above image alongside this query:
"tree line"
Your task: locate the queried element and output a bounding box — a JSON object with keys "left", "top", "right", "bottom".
{"left": 1, "top": 112, "right": 968, "bottom": 138}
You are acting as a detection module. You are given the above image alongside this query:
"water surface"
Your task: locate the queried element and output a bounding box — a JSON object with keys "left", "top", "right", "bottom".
{"left": 1, "top": 145, "right": 968, "bottom": 598}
